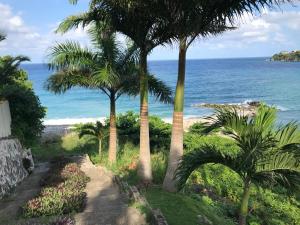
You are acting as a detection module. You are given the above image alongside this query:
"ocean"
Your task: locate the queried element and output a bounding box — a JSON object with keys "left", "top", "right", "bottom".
{"left": 21, "top": 57, "right": 300, "bottom": 125}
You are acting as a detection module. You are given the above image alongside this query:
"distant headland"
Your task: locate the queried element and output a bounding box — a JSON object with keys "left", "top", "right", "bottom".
{"left": 271, "top": 50, "right": 300, "bottom": 62}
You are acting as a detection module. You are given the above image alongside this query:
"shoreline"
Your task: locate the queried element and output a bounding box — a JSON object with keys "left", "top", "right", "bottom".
{"left": 42, "top": 116, "right": 208, "bottom": 139}
{"left": 42, "top": 101, "right": 262, "bottom": 139}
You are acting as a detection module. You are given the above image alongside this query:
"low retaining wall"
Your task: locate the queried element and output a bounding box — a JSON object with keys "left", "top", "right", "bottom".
{"left": 0, "top": 138, "right": 33, "bottom": 198}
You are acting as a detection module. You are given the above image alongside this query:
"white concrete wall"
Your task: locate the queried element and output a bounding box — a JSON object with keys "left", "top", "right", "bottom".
{"left": 0, "top": 100, "right": 11, "bottom": 138}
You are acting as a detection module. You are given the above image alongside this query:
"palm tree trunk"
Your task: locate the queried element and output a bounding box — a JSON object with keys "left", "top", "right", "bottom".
{"left": 239, "top": 179, "right": 251, "bottom": 225}
{"left": 98, "top": 138, "right": 102, "bottom": 159}
{"left": 163, "top": 38, "right": 187, "bottom": 192}
{"left": 137, "top": 49, "right": 152, "bottom": 182}
{"left": 108, "top": 95, "right": 117, "bottom": 163}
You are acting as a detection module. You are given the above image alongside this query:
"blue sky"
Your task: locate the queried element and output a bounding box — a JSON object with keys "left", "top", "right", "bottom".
{"left": 0, "top": 0, "right": 300, "bottom": 63}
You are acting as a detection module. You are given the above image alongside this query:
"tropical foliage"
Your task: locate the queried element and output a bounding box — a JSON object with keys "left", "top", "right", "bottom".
{"left": 162, "top": 0, "right": 291, "bottom": 192}
{"left": 176, "top": 105, "right": 300, "bottom": 225}
{"left": 111, "top": 111, "right": 172, "bottom": 151}
{"left": 0, "top": 55, "right": 45, "bottom": 146}
{"left": 73, "top": 121, "right": 107, "bottom": 158}
{"left": 46, "top": 23, "right": 172, "bottom": 163}
{"left": 60, "top": 0, "right": 178, "bottom": 182}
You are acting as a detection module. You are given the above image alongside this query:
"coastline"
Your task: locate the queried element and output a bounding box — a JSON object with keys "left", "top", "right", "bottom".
{"left": 42, "top": 116, "right": 208, "bottom": 139}
{"left": 42, "top": 101, "right": 261, "bottom": 138}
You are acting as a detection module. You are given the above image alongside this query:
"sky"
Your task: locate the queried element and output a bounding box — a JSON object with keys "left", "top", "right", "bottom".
{"left": 0, "top": 0, "right": 300, "bottom": 63}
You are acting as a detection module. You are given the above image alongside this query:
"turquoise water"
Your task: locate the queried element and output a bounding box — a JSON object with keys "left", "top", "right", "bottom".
{"left": 22, "top": 57, "right": 300, "bottom": 124}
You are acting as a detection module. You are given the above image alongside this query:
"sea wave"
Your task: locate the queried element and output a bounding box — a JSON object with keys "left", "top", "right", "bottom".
{"left": 43, "top": 117, "right": 106, "bottom": 126}
{"left": 192, "top": 100, "right": 289, "bottom": 112}
{"left": 44, "top": 114, "right": 207, "bottom": 126}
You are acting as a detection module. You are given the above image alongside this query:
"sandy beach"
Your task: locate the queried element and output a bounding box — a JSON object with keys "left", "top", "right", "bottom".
{"left": 42, "top": 116, "right": 208, "bottom": 140}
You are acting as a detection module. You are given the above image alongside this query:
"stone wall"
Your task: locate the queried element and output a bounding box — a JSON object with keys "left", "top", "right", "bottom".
{"left": 0, "top": 138, "right": 30, "bottom": 198}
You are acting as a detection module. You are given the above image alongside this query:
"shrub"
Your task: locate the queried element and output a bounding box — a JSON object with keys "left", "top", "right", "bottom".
{"left": 106, "top": 111, "right": 171, "bottom": 151}
{"left": 184, "top": 133, "right": 239, "bottom": 156}
{"left": 22, "top": 158, "right": 90, "bottom": 218}
{"left": 0, "top": 56, "right": 45, "bottom": 146}
{"left": 149, "top": 116, "right": 171, "bottom": 151}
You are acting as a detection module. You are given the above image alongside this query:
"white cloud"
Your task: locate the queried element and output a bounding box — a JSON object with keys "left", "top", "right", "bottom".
{"left": 1, "top": 2, "right": 300, "bottom": 61}
{"left": 0, "top": 3, "right": 88, "bottom": 62}
{"left": 202, "top": 9, "right": 300, "bottom": 50}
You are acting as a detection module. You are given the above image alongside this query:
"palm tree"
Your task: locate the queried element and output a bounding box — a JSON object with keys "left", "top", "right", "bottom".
{"left": 74, "top": 121, "right": 107, "bottom": 158}
{"left": 162, "top": 1, "right": 231, "bottom": 192}
{"left": 58, "top": 0, "right": 175, "bottom": 182}
{"left": 176, "top": 105, "right": 300, "bottom": 225}
{"left": 0, "top": 55, "right": 31, "bottom": 87}
{"left": 46, "top": 23, "right": 172, "bottom": 164}
{"left": 163, "top": 0, "right": 293, "bottom": 192}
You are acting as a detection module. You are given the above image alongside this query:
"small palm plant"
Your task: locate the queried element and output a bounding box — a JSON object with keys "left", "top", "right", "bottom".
{"left": 176, "top": 105, "right": 300, "bottom": 225}
{"left": 74, "top": 121, "right": 107, "bottom": 158}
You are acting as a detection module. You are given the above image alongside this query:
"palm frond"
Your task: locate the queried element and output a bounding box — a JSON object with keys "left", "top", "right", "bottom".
{"left": 253, "top": 104, "right": 277, "bottom": 133}
{"left": 275, "top": 122, "right": 300, "bottom": 149}
{"left": 78, "top": 130, "right": 97, "bottom": 139}
{"left": 56, "top": 9, "right": 102, "bottom": 34}
{"left": 73, "top": 121, "right": 107, "bottom": 139}
{"left": 203, "top": 106, "right": 248, "bottom": 134}
{"left": 148, "top": 74, "right": 173, "bottom": 104}
{"left": 45, "top": 69, "right": 94, "bottom": 94}
{"left": 176, "top": 144, "right": 236, "bottom": 190}
{"left": 255, "top": 152, "right": 300, "bottom": 189}
{"left": 0, "top": 55, "right": 30, "bottom": 85}
{"left": 74, "top": 123, "right": 97, "bottom": 138}
{"left": 91, "top": 64, "right": 120, "bottom": 88}
{"left": 48, "top": 41, "right": 96, "bottom": 70}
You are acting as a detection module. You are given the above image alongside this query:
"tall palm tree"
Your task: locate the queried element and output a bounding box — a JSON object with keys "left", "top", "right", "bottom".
{"left": 58, "top": 0, "right": 174, "bottom": 182}
{"left": 46, "top": 23, "right": 172, "bottom": 163}
{"left": 176, "top": 105, "right": 300, "bottom": 225}
{"left": 163, "top": 0, "right": 293, "bottom": 192}
{"left": 162, "top": 1, "right": 231, "bottom": 192}
{"left": 74, "top": 121, "right": 107, "bottom": 158}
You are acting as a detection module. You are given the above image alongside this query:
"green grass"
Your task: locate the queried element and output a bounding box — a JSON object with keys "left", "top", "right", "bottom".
{"left": 144, "top": 187, "right": 235, "bottom": 225}
{"left": 31, "top": 133, "right": 98, "bottom": 162}
{"left": 31, "top": 132, "right": 300, "bottom": 225}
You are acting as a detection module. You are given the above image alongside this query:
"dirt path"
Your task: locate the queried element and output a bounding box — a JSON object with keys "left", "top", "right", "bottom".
{"left": 0, "top": 162, "right": 50, "bottom": 225}
{"left": 75, "top": 156, "right": 146, "bottom": 225}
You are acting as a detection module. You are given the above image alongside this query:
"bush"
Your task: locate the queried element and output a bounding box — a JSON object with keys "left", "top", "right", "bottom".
{"left": 22, "top": 158, "right": 90, "bottom": 218}
{"left": 1, "top": 85, "right": 45, "bottom": 146}
{"left": 184, "top": 133, "right": 239, "bottom": 156}
{"left": 107, "top": 111, "right": 171, "bottom": 151}
{"left": 0, "top": 56, "right": 45, "bottom": 146}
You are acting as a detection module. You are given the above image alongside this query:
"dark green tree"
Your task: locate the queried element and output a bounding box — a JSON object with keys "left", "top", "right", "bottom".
{"left": 0, "top": 55, "right": 45, "bottom": 146}
{"left": 176, "top": 105, "right": 300, "bottom": 225}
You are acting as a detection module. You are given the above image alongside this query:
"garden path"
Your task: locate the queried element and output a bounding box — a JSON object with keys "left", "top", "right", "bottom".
{"left": 0, "top": 162, "right": 50, "bottom": 225}
{"left": 75, "top": 156, "right": 146, "bottom": 225}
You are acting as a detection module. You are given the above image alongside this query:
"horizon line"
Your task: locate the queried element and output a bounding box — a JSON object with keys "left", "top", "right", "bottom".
{"left": 23, "top": 56, "right": 270, "bottom": 64}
